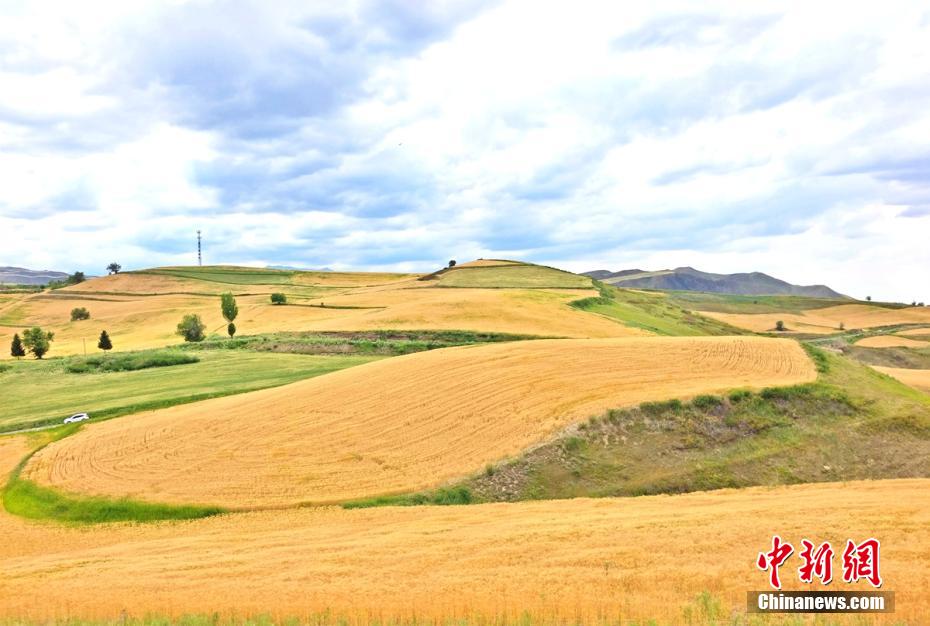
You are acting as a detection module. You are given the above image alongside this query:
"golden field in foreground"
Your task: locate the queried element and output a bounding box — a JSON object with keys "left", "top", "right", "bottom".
{"left": 874, "top": 366, "right": 930, "bottom": 394}
{"left": 24, "top": 337, "right": 815, "bottom": 508}
{"left": 0, "top": 427, "right": 925, "bottom": 624}
{"left": 700, "top": 303, "right": 930, "bottom": 334}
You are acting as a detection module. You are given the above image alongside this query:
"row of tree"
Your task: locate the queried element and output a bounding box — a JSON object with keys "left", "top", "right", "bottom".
{"left": 176, "top": 292, "right": 240, "bottom": 342}
{"left": 10, "top": 329, "right": 111, "bottom": 359}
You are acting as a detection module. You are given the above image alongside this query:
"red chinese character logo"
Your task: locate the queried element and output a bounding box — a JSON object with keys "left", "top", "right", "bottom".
{"left": 842, "top": 538, "right": 882, "bottom": 588}
{"left": 757, "top": 535, "right": 794, "bottom": 589}
{"left": 798, "top": 539, "right": 834, "bottom": 585}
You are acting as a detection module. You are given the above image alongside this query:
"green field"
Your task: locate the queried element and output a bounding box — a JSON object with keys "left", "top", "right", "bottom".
{"left": 570, "top": 282, "right": 745, "bottom": 336}
{"left": 664, "top": 291, "right": 886, "bottom": 314}
{"left": 435, "top": 263, "right": 593, "bottom": 289}
{"left": 0, "top": 350, "right": 380, "bottom": 432}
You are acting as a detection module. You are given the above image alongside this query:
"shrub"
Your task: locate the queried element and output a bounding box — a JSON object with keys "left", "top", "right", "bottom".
{"left": 270, "top": 293, "right": 287, "bottom": 305}
{"left": 728, "top": 389, "right": 752, "bottom": 403}
{"left": 176, "top": 314, "right": 206, "bottom": 342}
{"left": 227, "top": 322, "right": 236, "bottom": 337}
{"left": 66, "top": 351, "right": 199, "bottom": 373}
{"left": 430, "top": 486, "right": 472, "bottom": 505}
{"left": 70, "top": 307, "right": 91, "bottom": 321}
{"left": 691, "top": 394, "right": 723, "bottom": 410}
{"left": 97, "top": 330, "right": 113, "bottom": 352}
{"left": 775, "top": 320, "right": 786, "bottom": 332}
{"left": 640, "top": 399, "right": 683, "bottom": 415}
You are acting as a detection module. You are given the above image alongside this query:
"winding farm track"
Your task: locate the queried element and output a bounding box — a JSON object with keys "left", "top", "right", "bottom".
{"left": 24, "top": 337, "right": 815, "bottom": 508}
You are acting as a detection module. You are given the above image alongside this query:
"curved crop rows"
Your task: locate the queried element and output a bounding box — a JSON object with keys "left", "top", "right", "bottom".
{"left": 0, "top": 472, "right": 927, "bottom": 623}
{"left": 24, "top": 337, "right": 815, "bottom": 508}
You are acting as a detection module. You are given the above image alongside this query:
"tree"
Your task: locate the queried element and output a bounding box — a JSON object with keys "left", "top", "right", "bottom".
{"left": 10, "top": 333, "right": 25, "bottom": 358}
{"left": 448, "top": 259, "right": 457, "bottom": 268}
{"left": 221, "top": 292, "right": 238, "bottom": 337}
{"left": 270, "top": 293, "right": 287, "bottom": 305}
{"left": 838, "top": 322, "right": 845, "bottom": 331}
{"left": 866, "top": 295, "right": 872, "bottom": 302}
{"left": 69, "top": 271, "right": 86, "bottom": 284}
{"left": 106, "top": 262, "right": 122, "bottom": 275}
{"left": 775, "top": 320, "right": 786, "bottom": 332}
{"left": 98, "top": 330, "right": 113, "bottom": 352}
{"left": 176, "top": 314, "right": 206, "bottom": 342}
{"left": 22, "top": 327, "right": 54, "bottom": 359}
{"left": 70, "top": 307, "right": 91, "bottom": 321}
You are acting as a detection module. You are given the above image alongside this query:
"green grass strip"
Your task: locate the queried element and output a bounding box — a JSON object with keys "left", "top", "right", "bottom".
{"left": 2, "top": 424, "right": 225, "bottom": 524}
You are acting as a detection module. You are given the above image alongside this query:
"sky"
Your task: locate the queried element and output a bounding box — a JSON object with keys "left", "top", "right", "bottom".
{"left": 1, "top": 1, "right": 929, "bottom": 302}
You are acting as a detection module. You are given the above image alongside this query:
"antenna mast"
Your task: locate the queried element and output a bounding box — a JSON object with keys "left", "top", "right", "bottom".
{"left": 197, "top": 230, "right": 202, "bottom": 266}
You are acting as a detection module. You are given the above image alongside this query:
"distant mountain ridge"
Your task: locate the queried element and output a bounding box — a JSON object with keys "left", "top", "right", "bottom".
{"left": 582, "top": 266, "right": 847, "bottom": 298}
{"left": 0, "top": 266, "right": 68, "bottom": 285}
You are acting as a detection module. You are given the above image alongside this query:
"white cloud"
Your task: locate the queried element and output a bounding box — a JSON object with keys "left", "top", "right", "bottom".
{"left": 1, "top": 1, "right": 929, "bottom": 301}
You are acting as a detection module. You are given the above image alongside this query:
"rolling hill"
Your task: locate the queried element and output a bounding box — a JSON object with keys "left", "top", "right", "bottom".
{"left": 584, "top": 266, "right": 847, "bottom": 298}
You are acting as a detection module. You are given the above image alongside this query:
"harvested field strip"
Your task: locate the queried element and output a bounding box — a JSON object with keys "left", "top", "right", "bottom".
{"left": 898, "top": 326, "right": 930, "bottom": 337}
{"left": 856, "top": 334, "right": 930, "bottom": 348}
{"left": 700, "top": 303, "right": 930, "bottom": 334}
{"left": 24, "top": 337, "right": 815, "bottom": 508}
{"left": 873, "top": 366, "right": 930, "bottom": 393}
{"left": 0, "top": 474, "right": 927, "bottom": 623}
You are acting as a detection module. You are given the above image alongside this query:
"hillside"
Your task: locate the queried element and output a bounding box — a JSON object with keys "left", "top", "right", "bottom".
{"left": 0, "top": 266, "right": 68, "bottom": 285}
{"left": 584, "top": 266, "right": 847, "bottom": 298}
{"left": 22, "top": 337, "right": 814, "bottom": 507}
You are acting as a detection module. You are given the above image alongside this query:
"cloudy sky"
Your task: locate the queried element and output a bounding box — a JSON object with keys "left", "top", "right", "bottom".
{"left": 2, "top": 1, "right": 929, "bottom": 301}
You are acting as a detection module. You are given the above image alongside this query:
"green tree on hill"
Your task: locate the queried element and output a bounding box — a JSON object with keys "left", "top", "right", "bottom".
{"left": 98, "top": 330, "right": 113, "bottom": 352}
{"left": 106, "top": 262, "right": 122, "bottom": 275}
{"left": 22, "top": 327, "right": 54, "bottom": 359}
{"left": 270, "top": 293, "right": 287, "bottom": 305}
{"left": 10, "top": 333, "right": 25, "bottom": 358}
{"left": 775, "top": 320, "right": 786, "bottom": 332}
{"left": 176, "top": 314, "right": 206, "bottom": 342}
{"left": 70, "top": 307, "right": 91, "bottom": 321}
{"left": 221, "top": 292, "right": 238, "bottom": 337}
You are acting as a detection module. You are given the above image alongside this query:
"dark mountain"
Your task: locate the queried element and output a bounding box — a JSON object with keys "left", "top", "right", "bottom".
{"left": 584, "top": 269, "right": 644, "bottom": 280}
{"left": 0, "top": 266, "right": 68, "bottom": 285}
{"left": 266, "top": 265, "right": 334, "bottom": 272}
{"left": 582, "top": 266, "right": 847, "bottom": 298}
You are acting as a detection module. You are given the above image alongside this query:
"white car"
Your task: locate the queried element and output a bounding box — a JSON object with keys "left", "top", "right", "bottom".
{"left": 63, "top": 412, "right": 90, "bottom": 424}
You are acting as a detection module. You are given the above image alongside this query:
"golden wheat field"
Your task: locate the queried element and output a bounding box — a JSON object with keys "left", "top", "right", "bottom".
{"left": 700, "top": 303, "right": 930, "bottom": 334}
{"left": 856, "top": 335, "right": 930, "bottom": 348}
{"left": 873, "top": 367, "right": 930, "bottom": 393}
{"left": 0, "top": 273, "right": 637, "bottom": 358}
{"left": 24, "top": 337, "right": 814, "bottom": 508}
{"left": 0, "top": 427, "right": 926, "bottom": 625}
{"left": 896, "top": 327, "right": 930, "bottom": 337}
